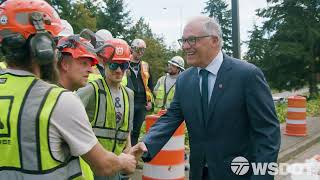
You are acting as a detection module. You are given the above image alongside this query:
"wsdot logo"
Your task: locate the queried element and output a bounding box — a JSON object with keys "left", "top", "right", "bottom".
{"left": 231, "top": 156, "right": 250, "bottom": 175}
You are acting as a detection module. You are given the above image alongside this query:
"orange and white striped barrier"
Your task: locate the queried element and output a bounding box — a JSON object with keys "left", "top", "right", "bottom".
{"left": 285, "top": 96, "right": 307, "bottom": 136}
{"left": 143, "top": 110, "right": 185, "bottom": 180}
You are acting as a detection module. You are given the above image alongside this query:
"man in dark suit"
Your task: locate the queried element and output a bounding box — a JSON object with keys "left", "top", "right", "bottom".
{"left": 131, "top": 16, "right": 280, "bottom": 180}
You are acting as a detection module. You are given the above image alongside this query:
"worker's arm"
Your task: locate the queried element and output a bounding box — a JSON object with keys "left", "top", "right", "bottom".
{"left": 51, "top": 92, "right": 136, "bottom": 176}
{"left": 81, "top": 143, "right": 136, "bottom": 176}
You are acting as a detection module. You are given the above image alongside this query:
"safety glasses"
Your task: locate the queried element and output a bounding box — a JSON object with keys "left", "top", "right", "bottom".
{"left": 177, "top": 35, "right": 215, "bottom": 46}
{"left": 107, "top": 62, "right": 129, "bottom": 71}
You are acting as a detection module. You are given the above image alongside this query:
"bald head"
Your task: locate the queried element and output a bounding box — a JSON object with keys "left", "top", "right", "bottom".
{"left": 185, "top": 16, "right": 223, "bottom": 49}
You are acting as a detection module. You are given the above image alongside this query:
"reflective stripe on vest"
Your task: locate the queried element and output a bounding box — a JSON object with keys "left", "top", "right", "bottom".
{"left": 0, "top": 72, "right": 81, "bottom": 179}
{"left": 154, "top": 76, "right": 176, "bottom": 113}
{"left": 121, "top": 61, "right": 153, "bottom": 103}
{"left": 90, "top": 78, "right": 130, "bottom": 155}
{"left": 140, "top": 61, "right": 153, "bottom": 102}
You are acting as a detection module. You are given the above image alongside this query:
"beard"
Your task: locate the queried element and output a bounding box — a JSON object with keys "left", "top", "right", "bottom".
{"left": 40, "top": 62, "right": 59, "bottom": 84}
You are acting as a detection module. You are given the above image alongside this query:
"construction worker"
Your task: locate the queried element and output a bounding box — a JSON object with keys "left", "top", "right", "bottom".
{"left": 77, "top": 38, "right": 134, "bottom": 180}
{"left": 153, "top": 56, "right": 185, "bottom": 113}
{"left": 122, "top": 38, "right": 154, "bottom": 146}
{"left": 56, "top": 35, "right": 100, "bottom": 180}
{"left": 87, "top": 29, "right": 114, "bottom": 81}
{"left": 0, "top": 0, "right": 136, "bottom": 179}
{"left": 57, "top": 36, "right": 98, "bottom": 91}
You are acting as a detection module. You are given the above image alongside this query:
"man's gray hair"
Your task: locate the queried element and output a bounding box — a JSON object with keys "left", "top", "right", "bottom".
{"left": 203, "top": 17, "right": 223, "bottom": 49}
{"left": 188, "top": 16, "right": 224, "bottom": 49}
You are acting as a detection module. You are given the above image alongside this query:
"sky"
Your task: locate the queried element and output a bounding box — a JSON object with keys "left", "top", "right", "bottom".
{"left": 127, "top": 0, "right": 268, "bottom": 53}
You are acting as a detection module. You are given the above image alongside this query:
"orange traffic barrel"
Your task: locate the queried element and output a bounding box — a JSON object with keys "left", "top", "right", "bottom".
{"left": 285, "top": 96, "right": 307, "bottom": 136}
{"left": 143, "top": 110, "right": 185, "bottom": 180}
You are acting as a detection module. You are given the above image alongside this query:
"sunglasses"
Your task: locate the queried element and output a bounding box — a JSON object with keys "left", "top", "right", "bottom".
{"left": 107, "top": 62, "right": 129, "bottom": 71}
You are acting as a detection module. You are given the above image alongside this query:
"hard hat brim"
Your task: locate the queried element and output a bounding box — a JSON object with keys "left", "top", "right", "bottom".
{"left": 168, "top": 60, "right": 185, "bottom": 70}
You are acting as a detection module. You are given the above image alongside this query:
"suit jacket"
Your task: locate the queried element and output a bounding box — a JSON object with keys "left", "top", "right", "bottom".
{"left": 142, "top": 54, "right": 281, "bottom": 180}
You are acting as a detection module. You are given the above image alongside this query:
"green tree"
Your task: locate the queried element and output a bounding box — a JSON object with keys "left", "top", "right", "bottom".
{"left": 203, "top": 0, "right": 232, "bottom": 55}
{"left": 96, "top": 0, "right": 131, "bottom": 38}
{"left": 127, "top": 17, "right": 153, "bottom": 40}
{"left": 246, "top": 0, "right": 320, "bottom": 98}
{"left": 46, "top": 0, "right": 96, "bottom": 33}
{"left": 244, "top": 24, "right": 268, "bottom": 66}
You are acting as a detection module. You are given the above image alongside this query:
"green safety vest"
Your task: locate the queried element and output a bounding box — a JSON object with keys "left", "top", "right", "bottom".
{"left": 90, "top": 78, "right": 131, "bottom": 155}
{"left": 153, "top": 75, "right": 176, "bottom": 113}
{"left": 0, "top": 72, "right": 82, "bottom": 179}
{"left": 0, "top": 62, "right": 7, "bottom": 70}
{"left": 88, "top": 65, "right": 104, "bottom": 82}
{"left": 88, "top": 73, "right": 103, "bottom": 82}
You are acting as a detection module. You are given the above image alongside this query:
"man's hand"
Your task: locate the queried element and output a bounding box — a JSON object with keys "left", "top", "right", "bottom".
{"left": 130, "top": 142, "right": 148, "bottom": 160}
{"left": 118, "top": 153, "right": 137, "bottom": 174}
{"left": 145, "top": 102, "right": 152, "bottom": 111}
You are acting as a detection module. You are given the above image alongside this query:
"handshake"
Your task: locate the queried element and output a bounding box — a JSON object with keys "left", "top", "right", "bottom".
{"left": 118, "top": 142, "right": 148, "bottom": 174}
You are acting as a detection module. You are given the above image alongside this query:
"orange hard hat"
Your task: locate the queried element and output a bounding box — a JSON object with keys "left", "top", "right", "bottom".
{"left": 0, "top": 0, "right": 62, "bottom": 39}
{"left": 58, "top": 36, "right": 98, "bottom": 66}
{"left": 98, "top": 38, "right": 131, "bottom": 63}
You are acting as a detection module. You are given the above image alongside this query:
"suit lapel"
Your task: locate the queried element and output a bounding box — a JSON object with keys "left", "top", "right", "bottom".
{"left": 207, "top": 55, "right": 233, "bottom": 126}
{"left": 190, "top": 68, "right": 205, "bottom": 128}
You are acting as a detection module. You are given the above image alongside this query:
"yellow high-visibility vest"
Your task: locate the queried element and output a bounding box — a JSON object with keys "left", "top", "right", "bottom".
{"left": 90, "top": 78, "right": 130, "bottom": 155}
{"left": 0, "top": 72, "right": 82, "bottom": 179}
{"left": 153, "top": 76, "right": 176, "bottom": 113}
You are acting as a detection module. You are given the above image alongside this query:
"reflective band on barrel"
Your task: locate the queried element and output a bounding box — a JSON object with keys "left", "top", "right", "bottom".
{"left": 161, "top": 135, "right": 185, "bottom": 151}
{"left": 287, "top": 107, "right": 306, "bottom": 112}
{"left": 143, "top": 163, "right": 185, "bottom": 180}
{"left": 286, "top": 119, "right": 306, "bottom": 124}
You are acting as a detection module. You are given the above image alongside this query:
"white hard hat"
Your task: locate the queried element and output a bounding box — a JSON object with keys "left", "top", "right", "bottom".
{"left": 131, "top": 39, "right": 146, "bottom": 48}
{"left": 96, "top": 29, "right": 113, "bottom": 42}
{"left": 58, "top": 19, "right": 74, "bottom": 37}
{"left": 168, "top": 56, "right": 185, "bottom": 70}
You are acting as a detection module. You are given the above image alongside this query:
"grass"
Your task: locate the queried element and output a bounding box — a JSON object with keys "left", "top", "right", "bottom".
{"left": 276, "top": 95, "right": 320, "bottom": 123}
{"left": 275, "top": 102, "right": 288, "bottom": 123}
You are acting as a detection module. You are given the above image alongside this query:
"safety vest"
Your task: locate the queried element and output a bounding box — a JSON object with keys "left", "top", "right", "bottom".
{"left": 90, "top": 78, "right": 131, "bottom": 155}
{"left": 0, "top": 62, "right": 7, "bottom": 70}
{"left": 153, "top": 75, "right": 176, "bottom": 113}
{"left": 0, "top": 72, "right": 82, "bottom": 179}
{"left": 121, "top": 61, "right": 153, "bottom": 103}
{"left": 88, "top": 65, "right": 104, "bottom": 82}
{"left": 88, "top": 73, "right": 103, "bottom": 82}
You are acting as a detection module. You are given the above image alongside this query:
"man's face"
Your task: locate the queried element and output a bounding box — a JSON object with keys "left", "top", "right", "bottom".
{"left": 67, "top": 57, "right": 93, "bottom": 89}
{"left": 105, "top": 62, "right": 129, "bottom": 83}
{"left": 131, "top": 47, "right": 145, "bottom": 60}
{"left": 167, "top": 63, "right": 180, "bottom": 75}
{"left": 180, "top": 22, "right": 219, "bottom": 68}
